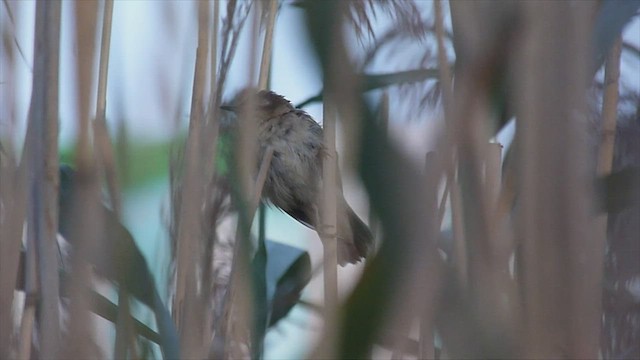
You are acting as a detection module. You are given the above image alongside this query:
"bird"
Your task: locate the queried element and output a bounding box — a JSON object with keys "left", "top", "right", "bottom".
{"left": 221, "top": 89, "right": 374, "bottom": 266}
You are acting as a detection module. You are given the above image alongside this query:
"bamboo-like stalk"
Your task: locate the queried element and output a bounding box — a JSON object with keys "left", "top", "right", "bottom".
{"left": 0, "top": 154, "right": 26, "bottom": 359}
{"left": 321, "top": 93, "right": 339, "bottom": 316}
{"left": 62, "top": 1, "right": 101, "bottom": 357}
{"left": 0, "top": 14, "right": 27, "bottom": 360}
{"left": 174, "top": 1, "right": 209, "bottom": 357}
{"left": 484, "top": 143, "right": 515, "bottom": 286}
{"left": 206, "top": 2, "right": 253, "bottom": 357}
{"left": 485, "top": 143, "right": 505, "bottom": 258}
{"left": 596, "top": 36, "right": 621, "bottom": 357}
{"left": 37, "top": 0, "right": 62, "bottom": 352}
{"left": 450, "top": 175, "right": 466, "bottom": 286}
{"left": 258, "top": 0, "right": 278, "bottom": 90}
{"left": 434, "top": 0, "right": 466, "bottom": 289}
{"left": 205, "top": 0, "right": 220, "bottom": 128}
{"left": 18, "top": 243, "right": 37, "bottom": 360}
{"left": 249, "top": 0, "right": 278, "bottom": 217}
{"left": 223, "top": 5, "right": 261, "bottom": 357}
{"left": 114, "top": 290, "right": 132, "bottom": 359}
{"left": 16, "top": 1, "right": 63, "bottom": 357}
{"left": 597, "top": 37, "right": 621, "bottom": 177}
{"left": 89, "top": 1, "right": 134, "bottom": 356}
{"left": 315, "top": 5, "right": 343, "bottom": 359}
{"left": 250, "top": 147, "right": 274, "bottom": 217}
{"left": 94, "top": 0, "right": 120, "bottom": 213}
{"left": 516, "top": 2, "right": 597, "bottom": 357}
{"left": 18, "top": 301, "right": 36, "bottom": 360}
{"left": 447, "top": 3, "right": 526, "bottom": 357}
{"left": 211, "top": 0, "right": 219, "bottom": 97}
{"left": 224, "top": 1, "right": 279, "bottom": 355}
{"left": 200, "top": 0, "right": 220, "bottom": 351}
{"left": 485, "top": 143, "right": 502, "bottom": 209}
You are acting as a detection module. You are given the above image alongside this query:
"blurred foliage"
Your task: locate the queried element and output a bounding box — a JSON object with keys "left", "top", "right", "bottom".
{"left": 296, "top": 68, "right": 441, "bottom": 108}
{"left": 57, "top": 165, "right": 181, "bottom": 359}
{"left": 58, "top": 130, "right": 237, "bottom": 190}
{"left": 60, "top": 140, "right": 172, "bottom": 189}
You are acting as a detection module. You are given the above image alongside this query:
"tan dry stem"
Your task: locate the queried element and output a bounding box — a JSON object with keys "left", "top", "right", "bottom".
{"left": 63, "top": 2, "right": 101, "bottom": 357}
{"left": 174, "top": 1, "right": 209, "bottom": 357}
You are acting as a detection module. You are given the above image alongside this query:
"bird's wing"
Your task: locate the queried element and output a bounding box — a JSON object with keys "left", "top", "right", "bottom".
{"left": 278, "top": 198, "right": 316, "bottom": 230}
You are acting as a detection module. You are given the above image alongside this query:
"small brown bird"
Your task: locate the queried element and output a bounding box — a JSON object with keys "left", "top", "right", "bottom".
{"left": 222, "top": 89, "right": 373, "bottom": 266}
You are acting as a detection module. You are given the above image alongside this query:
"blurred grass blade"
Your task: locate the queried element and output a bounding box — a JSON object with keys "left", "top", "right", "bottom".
{"left": 89, "top": 289, "right": 161, "bottom": 345}
{"left": 297, "top": 68, "right": 441, "bottom": 108}
{"left": 304, "top": 3, "right": 444, "bottom": 358}
{"left": 58, "top": 165, "right": 180, "bottom": 359}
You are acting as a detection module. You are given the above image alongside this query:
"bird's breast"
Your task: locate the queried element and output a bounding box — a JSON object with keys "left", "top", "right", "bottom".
{"left": 258, "top": 118, "right": 322, "bottom": 208}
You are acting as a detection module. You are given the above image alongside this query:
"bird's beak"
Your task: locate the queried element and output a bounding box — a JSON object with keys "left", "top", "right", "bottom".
{"left": 220, "top": 104, "right": 236, "bottom": 112}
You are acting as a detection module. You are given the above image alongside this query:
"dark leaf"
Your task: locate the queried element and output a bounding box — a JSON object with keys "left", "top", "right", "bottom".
{"left": 261, "top": 240, "right": 312, "bottom": 327}
{"left": 57, "top": 165, "right": 180, "bottom": 359}
{"left": 296, "top": 68, "right": 441, "bottom": 108}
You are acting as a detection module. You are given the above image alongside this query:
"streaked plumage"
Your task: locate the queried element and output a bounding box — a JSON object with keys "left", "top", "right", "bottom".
{"left": 223, "top": 89, "right": 373, "bottom": 265}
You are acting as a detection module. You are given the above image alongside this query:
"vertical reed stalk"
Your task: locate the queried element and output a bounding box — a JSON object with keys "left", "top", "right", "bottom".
{"left": 94, "top": 0, "right": 120, "bottom": 213}
{"left": 434, "top": 0, "right": 466, "bottom": 289}
{"left": 91, "top": 0, "right": 133, "bottom": 356}
{"left": 225, "top": 1, "right": 278, "bottom": 356}
{"left": 18, "top": 236, "right": 37, "bottom": 360}
{"left": 200, "top": 0, "right": 220, "bottom": 352}
{"left": 316, "top": 5, "right": 345, "bottom": 358}
{"left": 485, "top": 143, "right": 508, "bottom": 262}
{"left": 174, "top": 1, "right": 209, "bottom": 357}
{"left": 516, "top": 2, "right": 596, "bottom": 357}
{"left": 18, "top": 303, "right": 36, "bottom": 360}
{"left": 36, "top": 0, "right": 62, "bottom": 353}
{"left": 17, "top": 1, "right": 63, "bottom": 357}
{"left": 62, "top": 1, "right": 101, "bottom": 357}
{"left": 597, "top": 37, "right": 621, "bottom": 176}
{"left": 484, "top": 143, "right": 502, "bottom": 210}
{"left": 258, "top": 0, "right": 278, "bottom": 90}
{"left": 224, "top": 5, "right": 261, "bottom": 357}
{"left": 0, "top": 43, "right": 20, "bottom": 351}
{"left": 450, "top": 175, "right": 466, "bottom": 285}
{"left": 0, "top": 152, "right": 25, "bottom": 359}
{"left": 596, "top": 35, "right": 621, "bottom": 356}
{"left": 321, "top": 93, "right": 339, "bottom": 317}
{"left": 211, "top": 0, "right": 219, "bottom": 96}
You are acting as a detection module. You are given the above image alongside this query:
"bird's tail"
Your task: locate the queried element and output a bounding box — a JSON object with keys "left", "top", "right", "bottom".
{"left": 336, "top": 207, "right": 374, "bottom": 266}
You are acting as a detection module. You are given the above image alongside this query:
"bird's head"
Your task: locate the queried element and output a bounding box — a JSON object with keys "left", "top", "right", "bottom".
{"left": 221, "top": 88, "right": 294, "bottom": 122}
